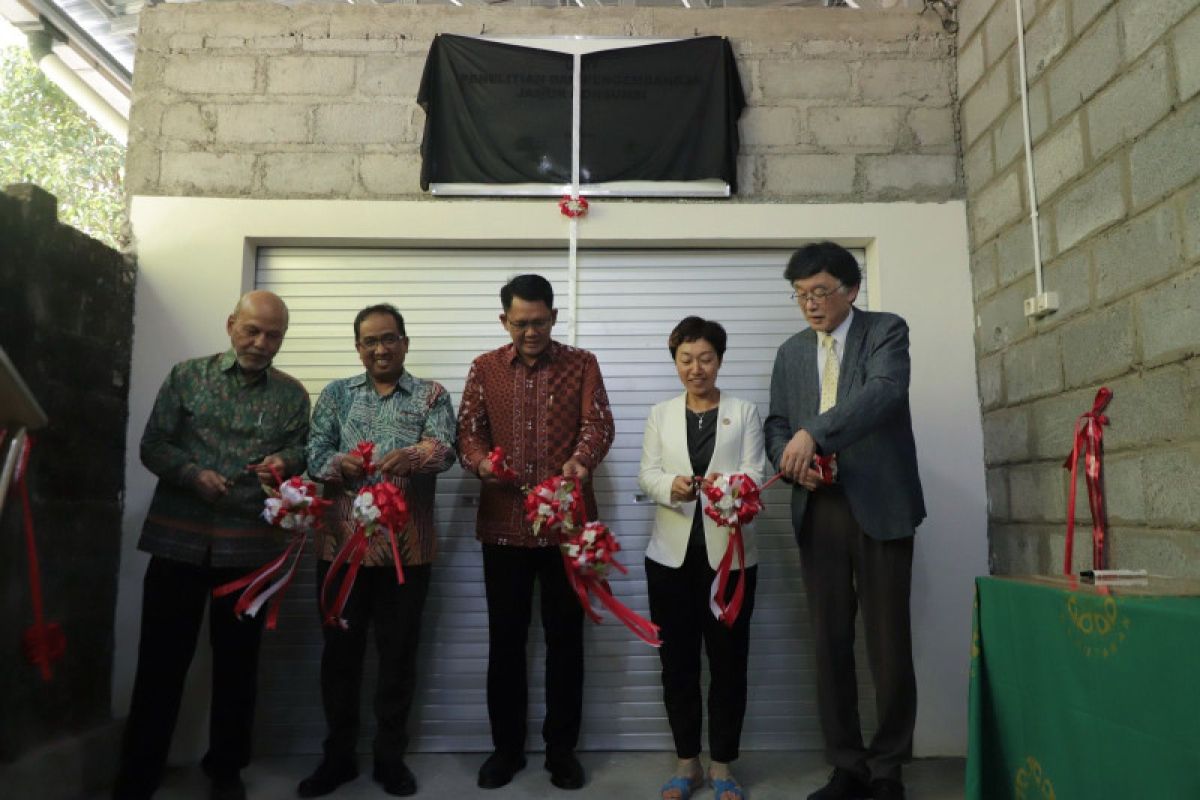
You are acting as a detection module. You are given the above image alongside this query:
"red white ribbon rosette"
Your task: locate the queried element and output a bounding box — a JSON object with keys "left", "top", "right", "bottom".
{"left": 214, "top": 471, "right": 331, "bottom": 631}
{"left": 523, "top": 475, "right": 661, "bottom": 647}
{"left": 488, "top": 445, "right": 520, "bottom": 483}
{"left": 702, "top": 473, "right": 764, "bottom": 627}
{"left": 349, "top": 440, "right": 376, "bottom": 475}
{"left": 321, "top": 480, "right": 409, "bottom": 628}
{"left": 1062, "top": 387, "right": 1112, "bottom": 574}
{"left": 558, "top": 194, "right": 589, "bottom": 218}
{"left": 812, "top": 453, "right": 838, "bottom": 485}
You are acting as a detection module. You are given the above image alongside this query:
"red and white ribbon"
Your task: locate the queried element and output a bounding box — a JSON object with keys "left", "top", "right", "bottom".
{"left": 1063, "top": 387, "right": 1113, "bottom": 574}
{"left": 701, "top": 473, "right": 764, "bottom": 627}
{"left": 321, "top": 480, "right": 409, "bottom": 628}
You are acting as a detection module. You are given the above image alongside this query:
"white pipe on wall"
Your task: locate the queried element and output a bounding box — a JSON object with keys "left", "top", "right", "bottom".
{"left": 1013, "top": 0, "right": 1045, "bottom": 296}
{"left": 28, "top": 32, "right": 128, "bottom": 145}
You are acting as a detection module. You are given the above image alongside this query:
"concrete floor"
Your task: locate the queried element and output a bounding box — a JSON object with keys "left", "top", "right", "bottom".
{"left": 128, "top": 752, "right": 965, "bottom": 799}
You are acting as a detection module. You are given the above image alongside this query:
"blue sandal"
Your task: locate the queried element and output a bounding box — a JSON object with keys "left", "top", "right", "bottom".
{"left": 660, "top": 775, "right": 705, "bottom": 800}
{"left": 711, "top": 777, "right": 746, "bottom": 800}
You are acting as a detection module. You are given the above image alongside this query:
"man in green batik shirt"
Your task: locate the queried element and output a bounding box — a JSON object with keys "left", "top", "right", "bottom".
{"left": 112, "top": 291, "right": 310, "bottom": 800}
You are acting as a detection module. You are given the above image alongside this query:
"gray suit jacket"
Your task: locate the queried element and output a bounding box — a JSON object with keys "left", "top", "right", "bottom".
{"left": 764, "top": 309, "right": 925, "bottom": 541}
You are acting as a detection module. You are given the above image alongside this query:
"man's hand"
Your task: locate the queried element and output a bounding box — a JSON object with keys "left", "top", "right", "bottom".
{"left": 246, "top": 454, "right": 285, "bottom": 485}
{"left": 779, "top": 429, "right": 817, "bottom": 485}
{"left": 562, "top": 458, "right": 590, "bottom": 482}
{"left": 377, "top": 448, "right": 412, "bottom": 478}
{"left": 669, "top": 475, "right": 696, "bottom": 504}
{"left": 194, "top": 469, "right": 231, "bottom": 504}
{"left": 339, "top": 453, "right": 366, "bottom": 482}
{"left": 477, "top": 456, "right": 503, "bottom": 485}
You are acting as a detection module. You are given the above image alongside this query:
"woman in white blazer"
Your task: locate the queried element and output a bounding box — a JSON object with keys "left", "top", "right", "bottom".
{"left": 638, "top": 317, "right": 769, "bottom": 800}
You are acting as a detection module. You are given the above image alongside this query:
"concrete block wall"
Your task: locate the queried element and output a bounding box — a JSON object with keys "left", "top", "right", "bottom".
{"left": 127, "top": 3, "right": 961, "bottom": 202}
{"left": 958, "top": 0, "right": 1200, "bottom": 575}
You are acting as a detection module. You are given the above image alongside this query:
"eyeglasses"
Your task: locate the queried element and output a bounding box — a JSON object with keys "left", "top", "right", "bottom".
{"left": 506, "top": 319, "right": 553, "bottom": 332}
{"left": 790, "top": 284, "right": 845, "bottom": 305}
{"left": 358, "top": 334, "right": 404, "bottom": 349}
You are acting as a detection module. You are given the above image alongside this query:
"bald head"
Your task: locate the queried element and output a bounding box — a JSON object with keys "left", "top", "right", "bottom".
{"left": 227, "top": 291, "right": 289, "bottom": 373}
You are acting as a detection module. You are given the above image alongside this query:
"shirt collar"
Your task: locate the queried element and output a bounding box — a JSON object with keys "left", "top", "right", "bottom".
{"left": 824, "top": 307, "right": 855, "bottom": 351}
{"left": 350, "top": 370, "right": 413, "bottom": 395}
{"left": 506, "top": 339, "right": 560, "bottom": 367}
{"left": 219, "top": 348, "right": 271, "bottom": 382}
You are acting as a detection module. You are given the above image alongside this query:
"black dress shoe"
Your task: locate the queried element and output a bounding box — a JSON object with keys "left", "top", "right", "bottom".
{"left": 807, "top": 768, "right": 871, "bottom": 800}
{"left": 477, "top": 751, "right": 527, "bottom": 789}
{"left": 374, "top": 761, "right": 418, "bottom": 797}
{"left": 209, "top": 774, "right": 247, "bottom": 800}
{"left": 544, "top": 750, "right": 585, "bottom": 790}
{"left": 869, "top": 778, "right": 907, "bottom": 800}
{"left": 296, "top": 760, "right": 359, "bottom": 798}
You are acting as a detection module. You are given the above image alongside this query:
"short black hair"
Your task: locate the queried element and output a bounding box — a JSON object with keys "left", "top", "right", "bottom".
{"left": 353, "top": 303, "right": 406, "bottom": 341}
{"left": 501, "top": 274, "right": 554, "bottom": 311}
{"left": 783, "top": 241, "right": 862, "bottom": 287}
{"left": 668, "top": 316, "right": 727, "bottom": 362}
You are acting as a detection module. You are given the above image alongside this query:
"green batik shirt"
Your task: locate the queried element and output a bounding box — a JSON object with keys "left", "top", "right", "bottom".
{"left": 138, "top": 350, "right": 311, "bottom": 567}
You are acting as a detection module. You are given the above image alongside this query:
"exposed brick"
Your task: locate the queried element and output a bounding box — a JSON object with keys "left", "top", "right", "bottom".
{"left": 1046, "top": 10, "right": 1119, "bottom": 123}
{"left": 858, "top": 59, "right": 953, "bottom": 105}
{"left": 315, "top": 104, "right": 408, "bottom": 145}
{"left": 741, "top": 106, "right": 800, "bottom": 148}
{"left": 1093, "top": 202, "right": 1180, "bottom": 303}
{"left": 303, "top": 37, "right": 398, "bottom": 53}
{"left": 1119, "top": 0, "right": 1195, "bottom": 62}
{"left": 758, "top": 60, "right": 852, "bottom": 100}
{"left": 1032, "top": 113, "right": 1084, "bottom": 200}
{"left": 1104, "top": 366, "right": 1194, "bottom": 450}
{"left": 1129, "top": 99, "right": 1200, "bottom": 209}
{"left": 906, "top": 107, "right": 956, "bottom": 148}
{"left": 215, "top": 104, "right": 309, "bottom": 144}
{"left": 160, "top": 103, "right": 211, "bottom": 142}
{"left": 979, "top": 351, "right": 1004, "bottom": 409}
{"left": 203, "top": 36, "right": 245, "bottom": 50}
{"left": 1052, "top": 160, "right": 1125, "bottom": 254}
{"left": 1138, "top": 267, "right": 1200, "bottom": 366}
{"left": 982, "top": 405, "right": 1032, "bottom": 465}
{"left": 360, "top": 153, "right": 423, "bottom": 196}
{"left": 971, "top": 169, "right": 1023, "bottom": 243}
{"left": 1009, "top": 462, "right": 1066, "bottom": 521}
{"left": 986, "top": 466, "right": 1010, "bottom": 519}
{"left": 1108, "top": 528, "right": 1200, "bottom": 578}
{"left": 1059, "top": 299, "right": 1134, "bottom": 387}
{"left": 1103, "top": 454, "right": 1146, "bottom": 524}
{"left": 163, "top": 55, "right": 257, "bottom": 94}
{"left": 1174, "top": 9, "right": 1200, "bottom": 102}
{"left": 266, "top": 56, "right": 357, "bottom": 95}
{"left": 1143, "top": 447, "right": 1200, "bottom": 527}
{"left": 1029, "top": 385, "right": 1097, "bottom": 459}
{"left": 977, "top": 275, "right": 1034, "bottom": 354}
{"left": 957, "top": 32, "right": 985, "bottom": 98}
{"left": 991, "top": 103, "right": 1025, "bottom": 173}
{"left": 961, "top": 52, "right": 1012, "bottom": 145}
{"left": 1071, "top": 0, "right": 1115, "bottom": 34}
{"left": 1184, "top": 184, "right": 1200, "bottom": 260}
{"left": 996, "top": 221, "right": 1035, "bottom": 285}
{"left": 984, "top": 0, "right": 1018, "bottom": 64}
{"left": 808, "top": 107, "right": 902, "bottom": 152}
{"left": 1041, "top": 248, "right": 1092, "bottom": 320}
{"left": 972, "top": 241, "right": 1000, "bottom": 300}
{"left": 168, "top": 33, "right": 205, "bottom": 51}
{"left": 1086, "top": 46, "right": 1172, "bottom": 160}
{"left": 762, "top": 155, "right": 856, "bottom": 197}
{"left": 990, "top": 523, "right": 1060, "bottom": 574}
{"left": 360, "top": 54, "right": 427, "bottom": 98}
{"left": 1003, "top": 330, "right": 1064, "bottom": 402}
{"left": 956, "top": 0, "right": 996, "bottom": 46}
{"left": 160, "top": 152, "right": 254, "bottom": 194}
{"left": 861, "top": 155, "right": 958, "bottom": 197}
{"left": 963, "top": 136, "right": 995, "bottom": 192}
{"left": 261, "top": 153, "right": 355, "bottom": 195}
{"left": 1024, "top": 0, "right": 1069, "bottom": 80}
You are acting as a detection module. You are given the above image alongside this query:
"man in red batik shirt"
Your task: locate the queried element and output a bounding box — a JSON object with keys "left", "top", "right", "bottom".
{"left": 457, "top": 274, "right": 615, "bottom": 792}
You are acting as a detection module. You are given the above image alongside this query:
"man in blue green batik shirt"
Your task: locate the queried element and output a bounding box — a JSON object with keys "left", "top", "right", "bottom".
{"left": 113, "top": 291, "right": 310, "bottom": 800}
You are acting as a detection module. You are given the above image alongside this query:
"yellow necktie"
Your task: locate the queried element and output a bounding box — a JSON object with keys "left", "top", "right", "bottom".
{"left": 819, "top": 332, "right": 839, "bottom": 413}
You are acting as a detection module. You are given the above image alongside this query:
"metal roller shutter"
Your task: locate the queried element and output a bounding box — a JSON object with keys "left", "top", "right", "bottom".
{"left": 253, "top": 246, "right": 873, "bottom": 755}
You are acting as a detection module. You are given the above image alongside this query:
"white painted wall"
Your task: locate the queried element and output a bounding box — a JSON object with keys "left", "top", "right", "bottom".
{"left": 120, "top": 196, "right": 985, "bottom": 757}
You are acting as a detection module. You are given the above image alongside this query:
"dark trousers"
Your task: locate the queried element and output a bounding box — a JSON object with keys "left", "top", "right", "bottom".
{"left": 315, "top": 561, "right": 431, "bottom": 770}
{"left": 797, "top": 489, "right": 916, "bottom": 783}
{"left": 646, "top": 547, "right": 757, "bottom": 764}
{"left": 482, "top": 543, "right": 584, "bottom": 756}
{"left": 112, "top": 557, "right": 265, "bottom": 800}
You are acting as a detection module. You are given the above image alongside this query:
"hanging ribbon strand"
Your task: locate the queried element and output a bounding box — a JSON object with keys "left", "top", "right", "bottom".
{"left": 701, "top": 473, "right": 764, "bottom": 628}
{"left": 1062, "top": 387, "right": 1113, "bottom": 574}
{"left": 320, "top": 479, "right": 409, "bottom": 628}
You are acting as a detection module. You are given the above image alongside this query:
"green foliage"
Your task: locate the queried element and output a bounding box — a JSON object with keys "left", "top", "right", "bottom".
{"left": 0, "top": 45, "right": 126, "bottom": 249}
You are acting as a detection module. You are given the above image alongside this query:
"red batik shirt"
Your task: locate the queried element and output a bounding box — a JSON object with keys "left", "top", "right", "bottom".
{"left": 457, "top": 340, "right": 615, "bottom": 547}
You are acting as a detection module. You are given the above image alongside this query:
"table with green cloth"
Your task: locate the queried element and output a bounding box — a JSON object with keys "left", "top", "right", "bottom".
{"left": 967, "top": 575, "right": 1200, "bottom": 799}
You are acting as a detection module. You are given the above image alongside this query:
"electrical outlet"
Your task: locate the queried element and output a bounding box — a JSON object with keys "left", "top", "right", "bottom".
{"left": 1023, "top": 291, "right": 1060, "bottom": 319}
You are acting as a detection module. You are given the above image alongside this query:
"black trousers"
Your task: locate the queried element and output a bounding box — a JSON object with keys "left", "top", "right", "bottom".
{"left": 481, "top": 543, "right": 584, "bottom": 756}
{"left": 646, "top": 546, "right": 757, "bottom": 764}
{"left": 315, "top": 561, "right": 431, "bottom": 769}
{"left": 112, "top": 557, "right": 265, "bottom": 800}
{"left": 797, "top": 489, "right": 916, "bottom": 783}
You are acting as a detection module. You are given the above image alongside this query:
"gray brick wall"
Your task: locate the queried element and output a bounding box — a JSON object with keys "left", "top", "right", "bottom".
{"left": 127, "top": 4, "right": 961, "bottom": 203}
{"left": 959, "top": 0, "right": 1200, "bottom": 576}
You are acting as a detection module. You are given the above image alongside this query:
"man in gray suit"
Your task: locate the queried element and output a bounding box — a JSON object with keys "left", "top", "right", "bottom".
{"left": 765, "top": 242, "right": 925, "bottom": 800}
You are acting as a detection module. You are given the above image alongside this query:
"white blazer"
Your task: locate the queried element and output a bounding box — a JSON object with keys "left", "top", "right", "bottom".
{"left": 638, "top": 393, "right": 770, "bottom": 570}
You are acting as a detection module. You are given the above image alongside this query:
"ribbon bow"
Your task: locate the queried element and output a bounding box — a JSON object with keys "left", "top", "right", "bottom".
{"left": 1062, "top": 387, "right": 1113, "bottom": 574}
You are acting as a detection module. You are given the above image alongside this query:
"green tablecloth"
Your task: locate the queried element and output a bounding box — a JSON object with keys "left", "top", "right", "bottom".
{"left": 967, "top": 575, "right": 1200, "bottom": 799}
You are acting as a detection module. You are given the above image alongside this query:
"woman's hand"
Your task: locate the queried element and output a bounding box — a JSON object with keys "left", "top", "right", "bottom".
{"left": 669, "top": 475, "right": 697, "bottom": 504}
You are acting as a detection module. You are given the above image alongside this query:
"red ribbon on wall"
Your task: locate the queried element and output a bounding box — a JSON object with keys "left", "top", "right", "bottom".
{"left": 1062, "top": 387, "right": 1113, "bottom": 574}
{"left": 7, "top": 436, "right": 66, "bottom": 681}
